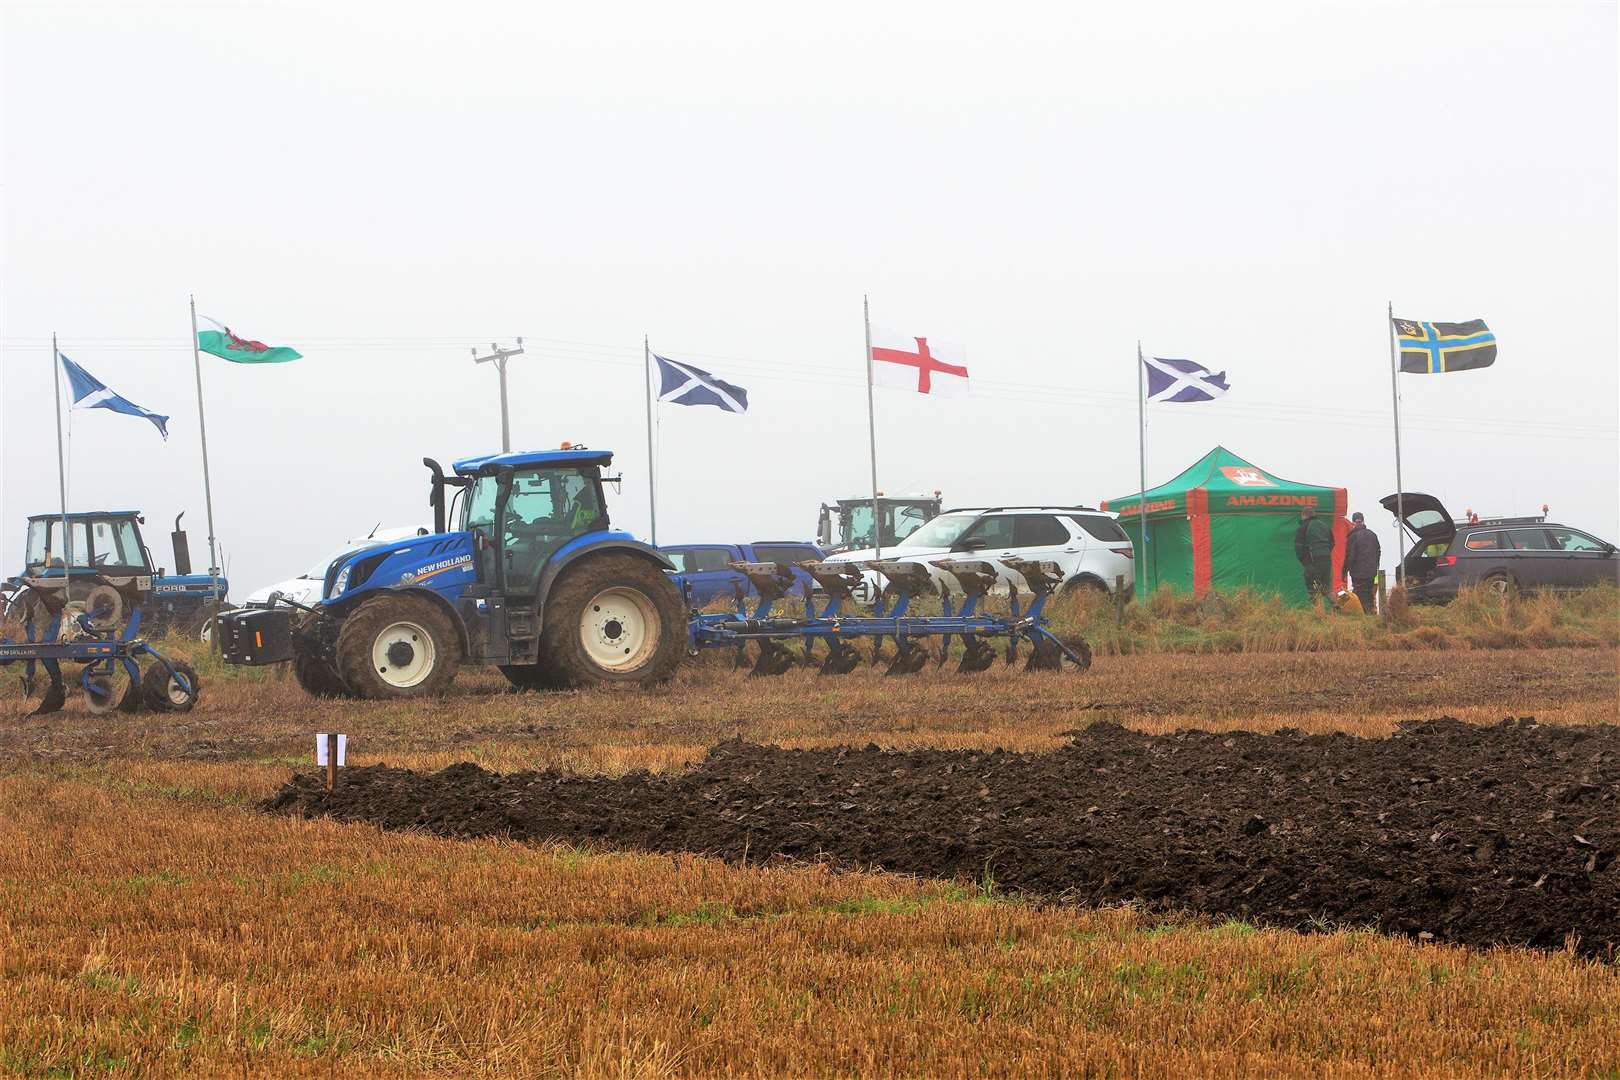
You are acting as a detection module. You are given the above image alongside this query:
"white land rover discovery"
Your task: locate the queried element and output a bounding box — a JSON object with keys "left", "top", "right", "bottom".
{"left": 823, "top": 505, "right": 1136, "bottom": 601}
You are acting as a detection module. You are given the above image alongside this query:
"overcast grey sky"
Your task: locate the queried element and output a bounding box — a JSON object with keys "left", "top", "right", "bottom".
{"left": 3, "top": 0, "right": 1616, "bottom": 593}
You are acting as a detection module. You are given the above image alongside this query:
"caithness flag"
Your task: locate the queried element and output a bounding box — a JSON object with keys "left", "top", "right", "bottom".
{"left": 654, "top": 354, "right": 748, "bottom": 413}
{"left": 1393, "top": 318, "right": 1496, "bottom": 374}
{"left": 1143, "top": 355, "right": 1230, "bottom": 403}
{"left": 60, "top": 353, "right": 169, "bottom": 439}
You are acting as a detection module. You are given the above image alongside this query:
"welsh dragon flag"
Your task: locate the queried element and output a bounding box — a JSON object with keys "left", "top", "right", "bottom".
{"left": 197, "top": 315, "right": 302, "bottom": 364}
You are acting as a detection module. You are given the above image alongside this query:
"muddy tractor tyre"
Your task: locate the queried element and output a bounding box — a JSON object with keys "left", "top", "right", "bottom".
{"left": 335, "top": 594, "right": 460, "bottom": 700}
{"left": 142, "top": 660, "right": 200, "bottom": 713}
{"left": 538, "top": 554, "right": 685, "bottom": 689}
{"left": 293, "top": 648, "right": 351, "bottom": 699}
{"left": 499, "top": 663, "right": 567, "bottom": 693}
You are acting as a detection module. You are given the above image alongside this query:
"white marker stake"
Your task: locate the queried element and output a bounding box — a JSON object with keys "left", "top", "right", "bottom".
{"left": 316, "top": 733, "right": 347, "bottom": 791}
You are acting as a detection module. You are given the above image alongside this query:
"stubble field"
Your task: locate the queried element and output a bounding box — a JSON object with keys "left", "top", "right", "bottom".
{"left": 1, "top": 637, "right": 1617, "bottom": 1078}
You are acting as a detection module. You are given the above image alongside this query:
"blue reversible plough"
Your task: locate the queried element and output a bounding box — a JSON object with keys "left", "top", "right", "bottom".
{"left": 690, "top": 557, "right": 1091, "bottom": 676}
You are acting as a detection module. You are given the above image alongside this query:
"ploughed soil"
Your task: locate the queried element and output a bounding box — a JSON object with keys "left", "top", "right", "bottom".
{"left": 265, "top": 718, "right": 1618, "bottom": 955}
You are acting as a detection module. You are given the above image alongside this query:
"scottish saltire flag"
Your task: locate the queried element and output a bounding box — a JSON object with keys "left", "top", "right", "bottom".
{"left": 59, "top": 353, "right": 169, "bottom": 439}
{"left": 1393, "top": 318, "right": 1496, "bottom": 374}
{"left": 197, "top": 315, "right": 302, "bottom": 364}
{"left": 1143, "top": 355, "right": 1230, "bottom": 403}
{"left": 653, "top": 354, "right": 749, "bottom": 413}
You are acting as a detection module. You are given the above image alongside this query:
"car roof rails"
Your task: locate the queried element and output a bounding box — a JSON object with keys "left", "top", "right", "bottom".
{"left": 944, "top": 505, "right": 1099, "bottom": 514}
{"left": 1469, "top": 515, "right": 1548, "bottom": 526}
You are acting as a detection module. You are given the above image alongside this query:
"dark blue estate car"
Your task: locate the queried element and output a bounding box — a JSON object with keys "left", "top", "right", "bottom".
{"left": 1385, "top": 493, "right": 1619, "bottom": 600}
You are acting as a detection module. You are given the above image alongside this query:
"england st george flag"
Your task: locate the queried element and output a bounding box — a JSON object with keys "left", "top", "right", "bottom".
{"left": 869, "top": 328, "right": 969, "bottom": 395}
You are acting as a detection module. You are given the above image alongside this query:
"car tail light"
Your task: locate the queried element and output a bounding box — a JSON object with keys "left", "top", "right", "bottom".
{"left": 1115, "top": 546, "right": 1134, "bottom": 558}
{"left": 1436, "top": 555, "right": 1458, "bottom": 568}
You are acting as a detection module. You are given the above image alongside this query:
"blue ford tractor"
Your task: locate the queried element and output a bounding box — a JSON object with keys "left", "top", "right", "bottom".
{"left": 218, "top": 446, "right": 1090, "bottom": 698}
{"left": 218, "top": 449, "right": 686, "bottom": 698}
{"left": 1, "top": 511, "right": 202, "bottom": 714}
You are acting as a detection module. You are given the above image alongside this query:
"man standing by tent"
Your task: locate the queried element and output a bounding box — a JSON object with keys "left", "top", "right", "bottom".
{"left": 1294, "top": 507, "right": 1334, "bottom": 602}
{"left": 1343, "top": 511, "right": 1381, "bottom": 613}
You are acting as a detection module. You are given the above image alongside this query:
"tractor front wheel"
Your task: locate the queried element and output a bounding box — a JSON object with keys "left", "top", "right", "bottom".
{"left": 335, "top": 595, "right": 460, "bottom": 699}
{"left": 539, "top": 555, "right": 684, "bottom": 689}
{"left": 293, "top": 647, "right": 351, "bottom": 698}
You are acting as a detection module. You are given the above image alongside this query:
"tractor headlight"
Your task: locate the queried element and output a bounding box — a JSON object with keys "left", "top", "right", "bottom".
{"left": 330, "top": 565, "right": 351, "bottom": 598}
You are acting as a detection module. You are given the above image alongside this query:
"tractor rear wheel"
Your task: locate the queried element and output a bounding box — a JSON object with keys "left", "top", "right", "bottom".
{"left": 539, "top": 554, "right": 684, "bottom": 689}
{"left": 335, "top": 594, "right": 460, "bottom": 699}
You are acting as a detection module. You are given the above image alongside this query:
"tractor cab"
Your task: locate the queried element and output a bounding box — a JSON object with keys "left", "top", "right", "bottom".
{"left": 817, "top": 493, "right": 943, "bottom": 554}
{"left": 21, "top": 511, "right": 154, "bottom": 594}
{"left": 12, "top": 511, "right": 225, "bottom": 640}
{"left": 449, "top": 449, "right": 612, "bottom": 596}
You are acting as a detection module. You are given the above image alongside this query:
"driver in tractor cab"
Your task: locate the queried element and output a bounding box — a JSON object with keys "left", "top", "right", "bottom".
{"left": 562, "top": 473, "right": 600, "bottom": 533}
{"left": 500, "top": 471, "right": 603, "bottom": 590}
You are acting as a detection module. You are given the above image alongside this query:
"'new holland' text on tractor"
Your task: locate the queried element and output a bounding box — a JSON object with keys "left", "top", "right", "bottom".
{"left": 217, "top": 450, "right": 1088, "bottom": 698}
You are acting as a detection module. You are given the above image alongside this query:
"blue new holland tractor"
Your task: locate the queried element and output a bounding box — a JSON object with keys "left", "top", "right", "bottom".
{"left": 219, "top": 449, "right": 687, "bottom": 697}
{"left": 218, "top": 447, "right": 1089, "bottom": 699}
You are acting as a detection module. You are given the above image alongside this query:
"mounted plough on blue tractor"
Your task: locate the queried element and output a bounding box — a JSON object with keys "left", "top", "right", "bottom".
{"left": 1, "top": 512, "right": 202, "bottom": 715}
{"left": 216, "top": 448, "right": 1089, "bottom": 698}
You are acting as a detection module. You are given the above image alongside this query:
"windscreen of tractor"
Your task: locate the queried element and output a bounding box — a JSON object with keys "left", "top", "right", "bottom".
{"left": 844, "top": 503, "right": 937, "bottom": 547}
{"left": 25, "top": 519, "right": 96, "bottom": 572}
{"left": 89, "top": 518, "right": 144, "bottom": 569}
{"left": 467, "top": 467, "right": 602, "bottom": 591}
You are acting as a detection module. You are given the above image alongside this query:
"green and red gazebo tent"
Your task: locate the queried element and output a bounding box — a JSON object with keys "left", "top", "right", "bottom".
{"left": 1101, "top": 447, "right": 1349, "bottom": 605}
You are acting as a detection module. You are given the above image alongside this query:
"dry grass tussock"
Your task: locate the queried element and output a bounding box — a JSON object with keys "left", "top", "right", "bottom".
{"left": 1046, "top": 583, "right": 1620, "bottom": 655}
{"left": 0, "top": 636, "right": 1616, "bottom": 1076}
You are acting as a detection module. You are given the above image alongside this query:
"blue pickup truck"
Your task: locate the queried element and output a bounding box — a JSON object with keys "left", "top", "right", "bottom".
{"left": 660, "top": 541, "right": 825, "bottom": 606}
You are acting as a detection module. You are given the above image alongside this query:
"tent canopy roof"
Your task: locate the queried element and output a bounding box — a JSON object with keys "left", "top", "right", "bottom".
{"left": 1103, "top": 446, "right": 1343, "bottom": 519}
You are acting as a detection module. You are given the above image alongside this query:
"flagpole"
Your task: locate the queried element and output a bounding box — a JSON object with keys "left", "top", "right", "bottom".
{"left": 863, "top": 295, "right": 880, "bottom": 560}
{"left": 1136, "top": 340, "right": 1148, "bottom": 596}
{"left": 52, "top": 333, "right": 72, "bottom": 569}
{"left": 189, "top": 295, "right": 223, "bottom": 639}
{"left": 1387, "top": 301, "right": 1405, "bottom": 586}
{"left": 644, "top": 334, "right": 657, "bottom": 545}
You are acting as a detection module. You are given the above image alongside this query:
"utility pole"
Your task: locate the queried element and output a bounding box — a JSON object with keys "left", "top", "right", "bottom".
{"left": 472, "top": 338, "right": 525, "bottom": 452}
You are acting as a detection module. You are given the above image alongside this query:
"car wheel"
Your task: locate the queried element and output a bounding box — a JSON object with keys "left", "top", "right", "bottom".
{"left": 1483, "top": 572, "right": 1514, "bottom": 598}
{"left": 1060, "top": 576, "right": 1110, "bottom": 598}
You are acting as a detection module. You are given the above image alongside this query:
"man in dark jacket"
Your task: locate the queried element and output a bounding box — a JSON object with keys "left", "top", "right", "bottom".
{"left": 1294, "top": 507, "right": 1334, "bottom": 602}
{"left": 1343, "top": 511, "right": 1381, "bottom": 613}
